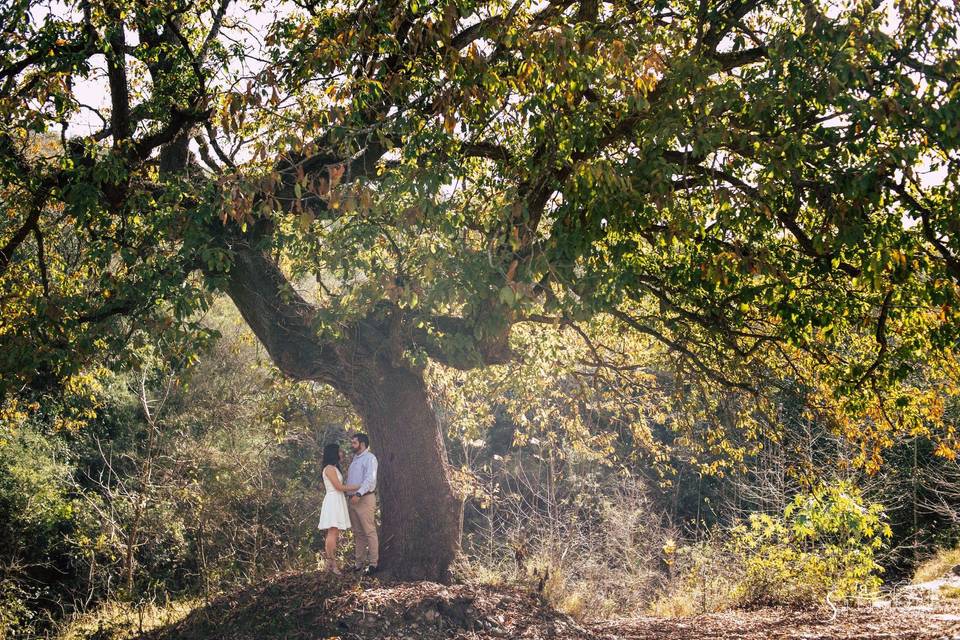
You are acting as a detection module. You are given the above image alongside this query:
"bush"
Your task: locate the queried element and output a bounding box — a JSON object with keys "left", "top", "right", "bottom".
{"left": 0, "top": 418, "right": 98, "bottom": 638}
{"left": 651, "top": 481, "right": 891, "bottom": 615}
{"left": 0, "top": 579, "right": 33, "bottom": 637}
{"left": 730, "top": 481, "right": 890, "bottom": 607}
{"left": 0, "top": 312, "right": 352, "bottom": 635}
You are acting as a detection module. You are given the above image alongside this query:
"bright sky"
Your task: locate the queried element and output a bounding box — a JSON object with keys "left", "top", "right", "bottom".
{"left": 30, "top": 0, "right": 285, "bottom": 140}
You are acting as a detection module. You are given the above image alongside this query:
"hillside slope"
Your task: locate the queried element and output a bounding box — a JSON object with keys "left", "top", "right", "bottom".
{"left": 144, "top": 570, "right": 593, "bottom": 640}
{"left": 144, "top": 570, "right": 960, "bottom": 640}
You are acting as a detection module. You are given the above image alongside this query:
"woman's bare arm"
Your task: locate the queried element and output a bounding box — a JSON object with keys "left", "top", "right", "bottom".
{"left": 324, "top": 466, "right": 360, "bottom": 492}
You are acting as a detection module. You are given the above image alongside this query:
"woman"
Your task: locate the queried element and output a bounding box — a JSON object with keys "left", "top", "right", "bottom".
{"left": 318, "top": 443, "right": 360, "bottom": 574}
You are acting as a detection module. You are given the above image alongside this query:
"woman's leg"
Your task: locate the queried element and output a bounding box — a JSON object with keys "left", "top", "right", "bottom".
{"left": 325, "top": 527, "right": 340, "bottom": 573}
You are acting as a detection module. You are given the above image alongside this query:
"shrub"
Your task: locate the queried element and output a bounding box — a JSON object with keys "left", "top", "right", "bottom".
{"left": 650, "top": 481, "right": 891, "bottom": 615}
{"left": 0, "top": 579, "right": 33, "bottom": 638}
{"left": 57, "top": 598, "right": 200, "bottom": 640}
{"left": 940, "top": 585, "right": 960, "bottom": 600}
{"left": 730, "top": 481, "right": 891, "bottom": 607}
{"left": 0, "top": 419, "right": 97, "bottom": 638}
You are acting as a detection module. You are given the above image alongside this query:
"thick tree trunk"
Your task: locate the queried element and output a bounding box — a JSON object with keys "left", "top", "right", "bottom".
{"left": 339, "top": 361, "right": 460, "bottom": 582}
{"left": 221, "top": 240, "right": 460, "bottom": 581}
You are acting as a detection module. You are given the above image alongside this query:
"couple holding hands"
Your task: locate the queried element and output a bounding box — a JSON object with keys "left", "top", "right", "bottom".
{"left": 317, "top": 433, "right": 379, "bottom": 575}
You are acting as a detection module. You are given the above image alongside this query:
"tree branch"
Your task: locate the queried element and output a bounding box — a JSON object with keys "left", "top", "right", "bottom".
{"left": 854, "top": 290, "right": 892, "bottom": 388}
{"left": 412, "top": 313, "right": 515, "bottom": 369}
{"left": 702, "top": 0, "right": 765, "bottom": 50}
{"left": 0, "top": 187, "right": 48, "bottom": 278}
{"left": 674, "top": 161, "right": 862, "bottom": 277}
{"left": 710, "top": 46, "right": 767, "bottom": 69}
{"left": 32, "top": 224, "right": 49, "bottom": 297}
{"left": 105, "top": 3, "right": 132, "bottom": 144}
{"left": 462, "top": 141, "right": 513, "bottom": 162}
{"left": 221, "top": 232, "right": 339, "bottom": 381}
{"left": 610, "top": 308, "right": 758, "bottom": 393}
{"left": 888, "top": 181, "right": 960, "bottom": 282}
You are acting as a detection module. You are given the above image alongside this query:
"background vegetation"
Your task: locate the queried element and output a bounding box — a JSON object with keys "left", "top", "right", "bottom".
{"left": 2, "top": 299, "right": 958, "bottom": 638}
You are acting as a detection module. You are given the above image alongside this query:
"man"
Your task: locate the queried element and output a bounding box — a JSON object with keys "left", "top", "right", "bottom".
{"left": 345, "top": 432, "right": 379, "bottom": 574}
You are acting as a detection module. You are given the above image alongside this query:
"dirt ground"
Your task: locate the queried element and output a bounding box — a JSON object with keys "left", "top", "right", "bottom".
{"left": 594, "top": 607, "right": 960, "bottom": 639}
{"left": 144, "top": 570, "right": 960, "bottom": 640}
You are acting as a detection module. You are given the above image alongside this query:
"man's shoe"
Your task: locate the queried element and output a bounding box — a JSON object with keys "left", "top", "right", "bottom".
{"left": 350, "top": 565, "right": 364, "bottom": 573}
{"left": 362, "top": 565, "right": 379, "bottom": 576}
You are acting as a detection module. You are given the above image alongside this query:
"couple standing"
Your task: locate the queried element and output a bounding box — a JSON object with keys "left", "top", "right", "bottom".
{"left": 318, "top": 433, "right": 379, "bottom": 575}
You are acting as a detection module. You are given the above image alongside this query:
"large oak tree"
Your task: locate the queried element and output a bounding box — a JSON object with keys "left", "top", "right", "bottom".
{"left": 1, "top": 0, "right": 958, "bottom": 579}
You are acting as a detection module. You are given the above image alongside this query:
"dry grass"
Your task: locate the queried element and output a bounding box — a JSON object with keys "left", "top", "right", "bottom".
{"left": 58, "top": 599, "right": 200, "bottom": 640}
{"left": 456, "top": 551, "right": 652, "bottom": 622}
{"left": 451, "top": 555, "right": 507, "bottom": 588}
{"left": 648, "top": 591, "right": 702, "bottom": 618}
{"left": 524, "top": 557, "right": 594, "bottom": 620}
{"left": 647, "top": 543, "right": 740, "bottom": 617}
{"left": 509, "top": 551, "right": 662, "bottom": 622}
{"left": 913, "top": 547, "right": 960, "bottom": 584}
{"left": 939, "top": 585, "right": 960, "bottom": 600}
{"left": 459, "top": 476, "right": 670, "bottom": 622}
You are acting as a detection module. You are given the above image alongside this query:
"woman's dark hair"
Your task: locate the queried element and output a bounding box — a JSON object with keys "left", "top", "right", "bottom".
{"left": 322, "top": 444, "right": 341, "bottom": 470}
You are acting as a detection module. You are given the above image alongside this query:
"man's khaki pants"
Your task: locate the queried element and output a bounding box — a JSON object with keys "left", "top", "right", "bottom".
{"left": 348, "top": 493, "right": 379, "bottom": 568}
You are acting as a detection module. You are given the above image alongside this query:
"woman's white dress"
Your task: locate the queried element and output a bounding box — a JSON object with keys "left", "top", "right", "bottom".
{"left": 318, "top": 466, "right": 351, "bottom": 530}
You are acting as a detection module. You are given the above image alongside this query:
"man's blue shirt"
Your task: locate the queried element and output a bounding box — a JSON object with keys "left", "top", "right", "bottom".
{"left": 346, "top": 449, "right": 378, "bottom": 496}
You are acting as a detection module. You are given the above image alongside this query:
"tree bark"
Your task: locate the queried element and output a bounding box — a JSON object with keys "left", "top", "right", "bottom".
{"left": 341, "top": 359, "right": 460, "bottom": 582}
